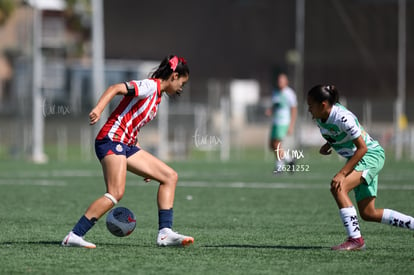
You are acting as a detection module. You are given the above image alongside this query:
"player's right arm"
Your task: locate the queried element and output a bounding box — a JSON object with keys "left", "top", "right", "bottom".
{"left": 89, "top": 83, "right": 128, "bottom": 125}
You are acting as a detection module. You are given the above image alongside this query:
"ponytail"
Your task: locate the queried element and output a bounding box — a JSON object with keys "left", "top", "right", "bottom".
{"left": 151, "top": 55, "right": 190, "bottom": 80}
{"left": 308, "top": 84, "right": 339, "bottom": 105}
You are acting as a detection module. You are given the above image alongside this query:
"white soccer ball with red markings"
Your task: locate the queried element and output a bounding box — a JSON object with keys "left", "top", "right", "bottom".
{"left": 106, "top": 207, "right": 136, "bottom": 237}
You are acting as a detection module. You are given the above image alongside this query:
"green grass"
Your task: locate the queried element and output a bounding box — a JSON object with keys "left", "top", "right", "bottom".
{"left": 0, "top": 150, "right": 413, "bottom": 274}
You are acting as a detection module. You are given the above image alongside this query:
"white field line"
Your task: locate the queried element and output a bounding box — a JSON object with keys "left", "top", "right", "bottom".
{"left": 0, "top": 170, "right": 413, "bottom": 190}
{"left": 175, "top": 181, "right": 414, "bottom": 190}
{"left": 178, "top": 171, "right": 414, "bottom": 182}
{"left": 0, "top": 179, "right": 66, "bottom": 186}
{"left": 3, "top": 169, "right": 413, "bottom": 182}
{"left": 0, "top": 170, "right": 101, "bottom": 178}
{"left": 0, "top": 179, "right": 413, "bottom": 190}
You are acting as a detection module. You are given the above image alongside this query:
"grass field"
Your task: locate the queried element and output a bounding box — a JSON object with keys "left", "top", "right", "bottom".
{"left": 0, "top": 149, "right": 413, "bottom": 274}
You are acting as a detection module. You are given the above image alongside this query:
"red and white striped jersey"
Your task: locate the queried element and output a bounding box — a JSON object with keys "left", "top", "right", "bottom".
{"left": 96, "top": 78, "right": 162, "bottom": 146}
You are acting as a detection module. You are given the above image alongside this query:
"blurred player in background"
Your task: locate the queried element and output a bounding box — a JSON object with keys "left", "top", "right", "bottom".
{"left": 307, "top": 84, "right": 414, "bottom": 251}
{"left": 62, "top": 55, "right": 194, "bottom": 248}
{"left": 266, "top": 73, "right": 297, "bottom": 173}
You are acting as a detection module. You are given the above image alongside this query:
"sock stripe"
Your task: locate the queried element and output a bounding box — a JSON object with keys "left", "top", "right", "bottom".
{"left": 104, "top": 193, "right": 118, "bottom": 205}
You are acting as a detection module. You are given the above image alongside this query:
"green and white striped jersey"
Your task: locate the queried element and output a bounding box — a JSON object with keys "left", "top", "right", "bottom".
{"left": 271, "top": 87, "right": 297, "bottom": 126}
{"left": 316, "top": 103, "right": 381, "bottom": 159}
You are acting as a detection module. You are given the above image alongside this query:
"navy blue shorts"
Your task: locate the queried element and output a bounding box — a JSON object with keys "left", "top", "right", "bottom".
{"left": 95, "top": 137, "right": 140, "bottom": 161}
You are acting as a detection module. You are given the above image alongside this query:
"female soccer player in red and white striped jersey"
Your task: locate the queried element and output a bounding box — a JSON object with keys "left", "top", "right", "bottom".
{"left": 62, "top": 55, "right": 194, "bottom": 248}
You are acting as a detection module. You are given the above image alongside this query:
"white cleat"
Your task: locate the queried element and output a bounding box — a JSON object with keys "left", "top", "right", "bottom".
{"left": 157, "top": 228, "right": 194, "bottom": 247}
{"left": 61, "top": 231, "right": 96, "bottom": 249}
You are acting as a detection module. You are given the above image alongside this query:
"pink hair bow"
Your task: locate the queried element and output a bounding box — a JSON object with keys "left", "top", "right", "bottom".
{"left": 169, "top": 56, "right": 179, "bottom": 71}
{"left": 169, "top": 56, "right": 187, "bottom": 71}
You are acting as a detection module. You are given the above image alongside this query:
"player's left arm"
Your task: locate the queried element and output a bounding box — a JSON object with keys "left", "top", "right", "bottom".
{"left": 338, "top": 136, "right": 367, "bottom": 177}
{"left": 331, "top": 114, "right": 367, "bottom": 190}
{"left": 331, "top": 136, "right": 367, "bottom": 192}
{"left": 331, "top": 136, "right": 367, "bottom": 193}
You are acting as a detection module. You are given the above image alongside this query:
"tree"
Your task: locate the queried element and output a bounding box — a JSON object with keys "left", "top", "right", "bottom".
{"left": 0, "top": 0, "right": 15, "bottom": 26}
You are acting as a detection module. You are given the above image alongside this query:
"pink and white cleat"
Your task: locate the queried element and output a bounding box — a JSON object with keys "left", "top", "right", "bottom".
{"left": 61, "top": 231, "right": 96, "bottom": 249}
{"left": 331, "top": 237, "right": 365, "bottom": 251}
{"left": 157, "top": 228, "right": 194, "bottom": 247}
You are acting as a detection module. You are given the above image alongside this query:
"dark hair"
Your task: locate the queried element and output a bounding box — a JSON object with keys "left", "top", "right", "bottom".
{"left": 151, "top": 55, "right": 190, "bottom": 80}
{"left": 307, "top": 85, "right": 339, "bottom": 105}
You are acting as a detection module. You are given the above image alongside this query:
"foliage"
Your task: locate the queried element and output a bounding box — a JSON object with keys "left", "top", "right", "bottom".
{"left": 0, "top": 0, "right": 15, "bottom": 26}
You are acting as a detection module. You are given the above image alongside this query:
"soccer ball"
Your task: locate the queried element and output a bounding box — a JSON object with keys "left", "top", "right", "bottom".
{"left": 106, "top": 207, "right": 136, "bottom": 237}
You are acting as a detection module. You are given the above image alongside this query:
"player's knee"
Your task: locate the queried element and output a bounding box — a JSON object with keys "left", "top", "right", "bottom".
{"left": 168, "top": 170, "right": 178, "bottom": 184}
{"left": 104, "top": 192, "right": 119, "bottom": 205}
{"left": 115, "top": 189, "right": 125, "bottom": 201}
{"left": 330, "top": 185, "right": 349, "bottom": 197}
{"left": 114, "top": 192, "right": 124, "bottom": 202}
{"left": 272, "top": 140, "right": 281, "bottom": 150}
{"left": 162, "top": 169, "right": 178, "bottom": 186}
{"left": 106, "top": 189, "right": 125, "bottom": 203}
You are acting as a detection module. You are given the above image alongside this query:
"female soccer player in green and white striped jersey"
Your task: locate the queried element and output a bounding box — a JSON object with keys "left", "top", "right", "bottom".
{"left": 307, "top": 84, "right": 414, "bottom": 251}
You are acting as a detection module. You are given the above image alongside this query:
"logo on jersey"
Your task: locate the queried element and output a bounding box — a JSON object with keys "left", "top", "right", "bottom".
{"left": 322, "top": 126, "right": 340, "bottom": 137}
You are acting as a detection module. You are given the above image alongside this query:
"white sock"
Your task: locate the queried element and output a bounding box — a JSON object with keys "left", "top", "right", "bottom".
{"left": 381, "top": 209, "right": 414, "bottom": 230}
{"left": 339, "top": 206, "right": 362, "bottom": 238}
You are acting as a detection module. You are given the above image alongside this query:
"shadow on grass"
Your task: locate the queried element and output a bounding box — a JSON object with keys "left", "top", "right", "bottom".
{"left": 0, "top": 241, "right": 62, "bottom": 246}
{"left": 203, "top": 244, "right": 326, "bottom": 250}
{"left": 1, "top": 241, "right": 327, "bottom": 250}
{"left": 0, "top": 241, "right": 154, "bottom": 248}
